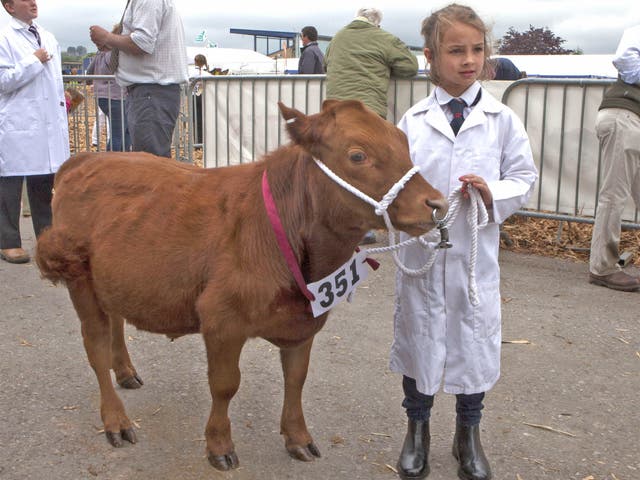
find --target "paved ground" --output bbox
[1,218,638,480]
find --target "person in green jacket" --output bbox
[324,7,419,119]
[324,7,419,245]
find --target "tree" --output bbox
[498,25,575,55]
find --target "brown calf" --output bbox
[36,100,447,471]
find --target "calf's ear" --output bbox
[278,102,334,153]
[278,101,303,123]
[278,101,312,146]
[321,99,340,111]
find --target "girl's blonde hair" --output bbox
[421,3,493,85]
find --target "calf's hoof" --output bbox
[106,427,137,447]
[208,451,240,471]
[287,442,322,462]
[118,373,144,389]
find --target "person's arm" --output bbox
[298,50,311,74]
[315,49,325,74]
[89,26,146,56]
[387,36,419,79]
[90,0,162,56]
[86,54,97,75]
[0,37,48,94]
[323,44,331,72]
[612,28,640,84]
[486,113,538,224]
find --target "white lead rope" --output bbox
[368,187,488,305]
[313,158,488,306]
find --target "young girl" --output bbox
[392,5,538,480]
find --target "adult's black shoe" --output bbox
[452,423,492,480]
[397,419,430,479]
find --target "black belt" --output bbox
[126,83,179,93]
[126,83,141,93]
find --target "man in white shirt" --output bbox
[89,0,188,158]
[588,25,640,292]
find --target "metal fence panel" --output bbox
[65,74,638,229]
[502,78,638,227]
[197,75,637,228]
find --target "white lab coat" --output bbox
[390,84,538,396]
[0,18,69,176]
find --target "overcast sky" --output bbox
[11,1,639,55]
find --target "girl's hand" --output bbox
[459,174,493,208]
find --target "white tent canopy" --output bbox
[187,47,276,75]
[188,48,617,79]
[492,55,617,79]
[278,54,618,78]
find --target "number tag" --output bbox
[307,250,371,318]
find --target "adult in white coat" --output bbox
[392,5,537,480]
[0,0,69,263]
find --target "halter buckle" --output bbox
[432,209,452,249]
[436,225,453,249]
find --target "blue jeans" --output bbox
[401,376,485,426]
[98,97,131,152]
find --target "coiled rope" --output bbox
[313,158,489,305]
[368,186,488,305]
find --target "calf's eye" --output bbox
[348,150,367,163]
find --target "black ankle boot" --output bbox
[397,419,430,479]
[452,424,492,480]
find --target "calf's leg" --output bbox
[110,314,143,389]
[202,331,246,471]
[68,280,136,447]
[280,337,321,461]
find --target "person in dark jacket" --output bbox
[298,26,324,74]
[588,25,640,292]
[490,57,522,80]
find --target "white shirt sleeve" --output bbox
[612,25,640,85]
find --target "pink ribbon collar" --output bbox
[261,170,380,303]
[262,170,316,301]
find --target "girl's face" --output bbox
[425,21,485,97]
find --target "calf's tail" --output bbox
[35,227,90,284]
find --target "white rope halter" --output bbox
[313,158,489,306]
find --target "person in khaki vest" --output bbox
[588,25,640,292]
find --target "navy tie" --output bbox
[448,98,466,136]
[28,25,41,46]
